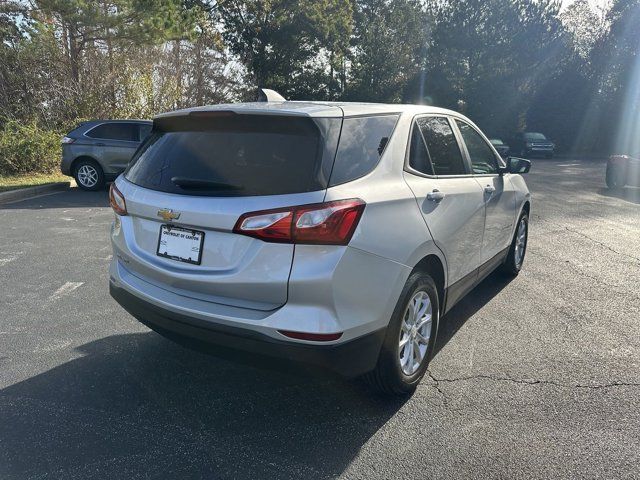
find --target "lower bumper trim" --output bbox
[110,283,385,377]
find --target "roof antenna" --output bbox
[257,88,286,102]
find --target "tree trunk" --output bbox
[68,25,81,84]
[173,40,183,109]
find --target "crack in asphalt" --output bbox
[426,370,448,406]
[530,214,640,263]
[427,372,640,392]
[527,250,639,301]
[563,226,640,263]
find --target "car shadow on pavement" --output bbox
[597,187,640,205]
[434,271,513,356]
[0,332,408,479]
[0,187,109,210]
[0,271,514,478]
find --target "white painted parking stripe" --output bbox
[0,257,16,267]
[0,252,23,267]
[49,282,84,301]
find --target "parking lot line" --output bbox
[48,282,84,302]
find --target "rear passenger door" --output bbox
[85,122,142,172]
[454,119,516,268]
[403,115,486,297]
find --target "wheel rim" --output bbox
[398,290,432,376]
[514,217,527,267]
[77,164,98,187]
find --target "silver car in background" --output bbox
[108,100,531,395]
[61,120,152,190]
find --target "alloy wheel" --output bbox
[398,290,432,375]
[77,164,98,188]
[514,217,527,267]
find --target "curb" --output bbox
[0,182,70,205]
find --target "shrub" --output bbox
[0,120,62,175]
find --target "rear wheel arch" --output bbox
[71,155,101,174]
[521,200,530,216]
[411,254,446,315]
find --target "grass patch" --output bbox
[0,173,70,193]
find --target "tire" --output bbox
[501,212,528,277]
[365,272,439,396]
[74,159,105,191]
[606,165,625,189]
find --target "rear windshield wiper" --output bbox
[171,177,243,190]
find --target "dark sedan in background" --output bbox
[512,132,555,159]
[606,153,640,189]
[490,138,510,158]
[61,120,152,190]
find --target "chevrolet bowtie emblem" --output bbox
[157,209,181,222]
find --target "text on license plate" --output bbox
[157,225,205,265]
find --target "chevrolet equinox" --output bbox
[109,99,531,395]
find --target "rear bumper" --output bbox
[110,282,385,377]
[60,147,74,176]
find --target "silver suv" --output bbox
[108,100,531,395]
[61,120,152,190]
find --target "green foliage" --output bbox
[0,121,62,175]
[1,0,639,165]
[345,0,428,102]
[421,0,565,139]
[216,0,353,99]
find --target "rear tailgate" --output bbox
[113,110,342,311]
[114,180,325,311]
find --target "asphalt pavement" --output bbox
[0,159,639,479]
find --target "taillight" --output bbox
[61,136,75,144]
[233,199,365,245]
[109,183,127,216]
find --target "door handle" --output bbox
[95,143,106,146]
[427,189,445,202]
[484,185,495,194]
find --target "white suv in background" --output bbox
[108,99,531,395]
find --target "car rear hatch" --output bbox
[115,107,343,311]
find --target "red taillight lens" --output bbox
[233,199,365,245]
[109,183,127,216]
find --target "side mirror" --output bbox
[501,156,531,174]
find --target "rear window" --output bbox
[328,115,399,186]
[125,115,340,197]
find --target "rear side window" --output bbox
[456,120,499,174]
[417,117,466,175]
[328,115,399,186]
[86,123,138,141]
[408,124,433,175]
[125,115,339,197]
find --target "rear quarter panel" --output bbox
[61,142,103,175]
[324,112,448,281]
